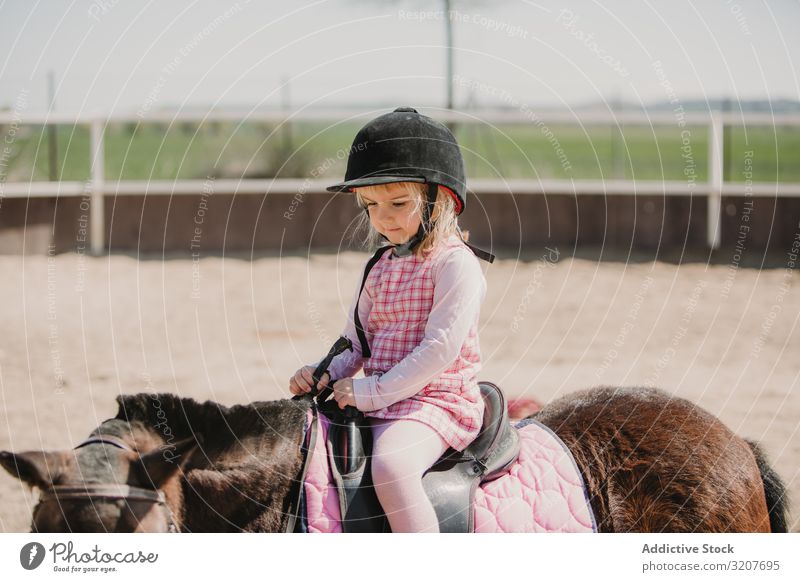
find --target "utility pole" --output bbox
[723,98,732,182]
[281,74,292,156]
[48,70,58,181]
[444,0,456,134]
[445,0,454,112]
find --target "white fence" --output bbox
[1,109,799,254]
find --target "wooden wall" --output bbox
[1,192,798,257]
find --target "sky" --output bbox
[0,0,798,115]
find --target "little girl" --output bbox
[289,107,493,533]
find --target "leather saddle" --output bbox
[294,381,520,533]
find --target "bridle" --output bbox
[36,436,179,533]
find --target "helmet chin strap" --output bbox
[391,182,438,257]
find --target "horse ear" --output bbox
[0,451,68,490]
[133,437,200,489]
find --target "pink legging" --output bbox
[369,418,449,533]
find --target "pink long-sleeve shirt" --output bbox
[321,241,486,413]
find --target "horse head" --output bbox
[0,420,199,532]
[3,392,315,532]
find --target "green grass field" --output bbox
[3,120,799,184]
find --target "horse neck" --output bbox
[180,398,309,532]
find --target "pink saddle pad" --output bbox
[302,411,596,533]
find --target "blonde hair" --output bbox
[353,182,458,258]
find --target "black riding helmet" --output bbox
[327,106,466,215]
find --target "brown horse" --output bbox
[0,386,788,533]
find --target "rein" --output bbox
[38,435,179,533]
[285,336,357,532]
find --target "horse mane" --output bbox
[109,393,310,446]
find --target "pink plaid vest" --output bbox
[360,237,484,452]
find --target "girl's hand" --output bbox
[333,378,356,409]
[289,366,330,396]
